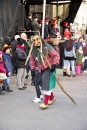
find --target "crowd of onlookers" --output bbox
[0,13,87,97]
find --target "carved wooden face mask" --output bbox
[31,36,42,46]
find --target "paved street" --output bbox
[0,69,87,130]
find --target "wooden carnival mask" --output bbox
[31,36,42,46]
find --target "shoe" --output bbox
[18,88,25,90]
[25,75,29,79]
[23,86,27,89]
[48,97,56,105]
[40,95,43,100]
[31,82,35,86]
[6,88,13,92]
[73,75,76,77]
[32,98,41,103]
[67,75,71,77]
[0,91,5,95]
[39,103,48,109]
[84,70,87,73]
[63,72,68,76]
[34,95,43,100]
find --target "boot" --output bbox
[2,85,6,91]
[39,94,49,109]
[0,87,5,95]
[6,87,13,92]
[63,72,68,76]
[48,92,56,105]
[63,69,68,76]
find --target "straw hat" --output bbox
[2,44,11,52]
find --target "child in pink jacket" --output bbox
[0,51,6,95]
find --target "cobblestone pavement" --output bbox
[0,69,87,130]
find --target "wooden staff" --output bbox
[38,48,76,104]
[25,43,33,65]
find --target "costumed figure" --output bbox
[30,35,60,109]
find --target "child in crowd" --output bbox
[0,51,7,95]
[2,44,13,92]
[76,45,84,75]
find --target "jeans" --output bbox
[84,59,87,70]
[3,76,10,87]
[64,60,75,75]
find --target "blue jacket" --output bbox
[2,52,13,75]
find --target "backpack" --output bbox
[64,49,73,57]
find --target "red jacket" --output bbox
[64,30,70,40]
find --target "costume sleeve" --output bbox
[49,49,60,65]
[30,55,37,70]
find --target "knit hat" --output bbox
[63,21,68,26]
[45,17,49,22]
[0,51,2,54]
[2,44,11,52]
[14,35,20,41]
[17,38,24,45]
[52,19,57,25]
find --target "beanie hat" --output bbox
[14,35,20,41]
[63,21,68,26]
[52,19,57,25]
[17,38,24,45]
[45,18,49,22]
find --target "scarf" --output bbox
[16,45,24,50]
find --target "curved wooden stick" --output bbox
[38,48,76,104]
[25,43,33,65]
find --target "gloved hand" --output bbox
[50,65,57,73]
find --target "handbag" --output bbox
[82,57,85,63]
[0,73,7,80]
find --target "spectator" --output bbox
[11,35,20,74]
[0,51,6,95]
[50,20,59,38]
[2,44,13,92]
[31,16,41,35]
[64,28,70,40]
[76,45,84,75]
[64,40,76,77]
[15,38,27,90]
[83,41,87,72]
[21,33,30,79]
[25,13,33,38]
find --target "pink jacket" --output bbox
[0,59,6,73]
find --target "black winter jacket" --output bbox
[15,48,27,68]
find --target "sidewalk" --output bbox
[0,69,87,130]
